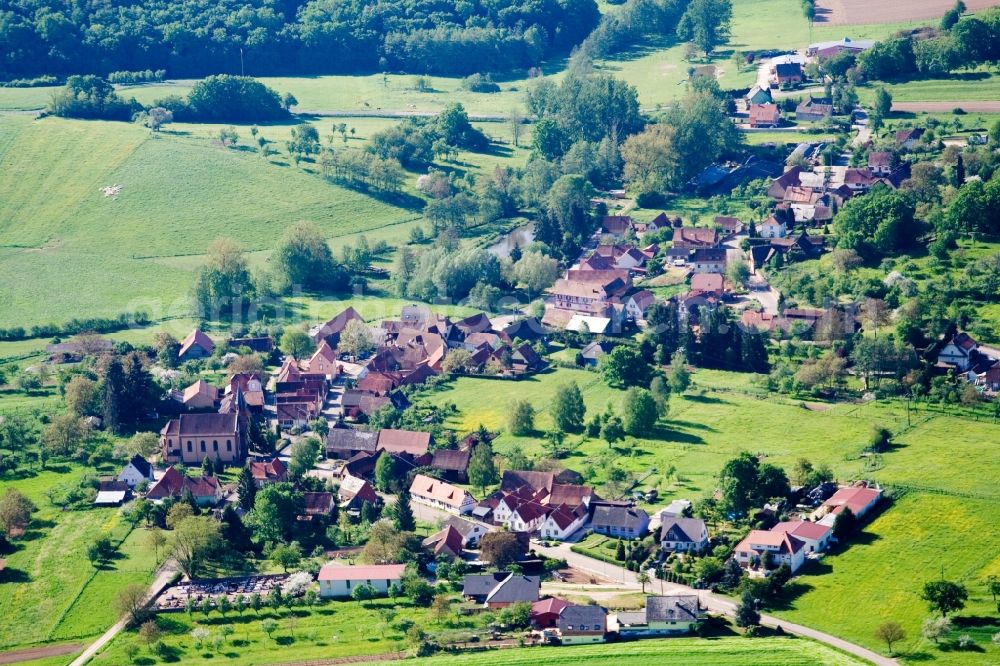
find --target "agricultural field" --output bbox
[815,0,999,26]
[394,637,869,666]
[0,465,158,651]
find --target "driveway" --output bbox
[531,541,897,666]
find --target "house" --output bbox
[806,37,874,58]
[250,458,287,486]
[422,525,465,560]
[617,595,702,636]
[868,151,893,176]
[672,227,718,250]
[377,429,431,457]
[340,451,379,480]
[508,500,548,533]
[748,103,780,128]
[306,341,340,378]
[117,455,154,488]
[690,248,727,274]
[625,290,656,321]
[795,97,834,121]
[771,520,832,554]
[442,516,488,547]
[301,492,336,519]
[317,563,406,598]
[689,273,725,297]
[94,480,131,506]
[310,306,365,347]
[226,336,274,353]
[843,167,873,192]
[539,503,588,541]
[178,328,215,362]
[938,332,979,371]
[559,604,607,645]
[895,127,925,149]
[160,412,243,465]
[814,485,882,523]
[181,379,219,410]
[975,364,1000,392]
[275,396,323,429]
[746,85,772,105]
[591,505,648,539]
[145,467,220,505]
[326,428,379,459]
[773,62,803,86]
[579,340,610,366]
[734,530,807,573]
[463,573,540,608]
[600,215,632,236]
[659,518,709,552]
[767,166,803,200]
[760,215,787,239]
[429,448,471,483]
[221,373,265,414]
[532,597,569,629]
[566,314,612,335]
[511,344,546,374]
[714,216,743,237]
[337,474,379,511]
[409,474,475,515]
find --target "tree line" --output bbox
[0,0,600,79]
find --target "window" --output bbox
[226,439,231,446]
[186,441,192,452]
[200,441,206,452]
[226,441,232,452]
[346,580,351,588]
[212,441,218,452]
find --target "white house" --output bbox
[760,216,787,239]
[117,454,154,488]
[734,530,806,573]
[443,516,489,547]
[409,474,476,515]
[937,333,978,371]
[625,291,656,321]
[771,520,832,554]
[538,504,588,541]
[659,518,709,552]
[508,502,547,533]
[318,563,406,598]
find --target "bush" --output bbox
[48,75,133,120]
[185,75,288,122]
[461,73,500,93]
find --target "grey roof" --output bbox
[463,572,511,597]
[660,518,706,543]
[592,505,648,530]
[486,574,540,604]
[616,610,647,626]
[443,516,481,539]
[645,595,701,623]
[326,428,378,453]
[559,604,607,631]
[176,412,238,435]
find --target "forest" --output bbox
[0,0,601,78]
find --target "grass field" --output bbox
[0,114,419,329]
[775,493,1000,664]
[92,597,489,666]
[393,637,868,665]
[0,465,157,650]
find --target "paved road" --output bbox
[532,541,897,666]
[68,559,179,666]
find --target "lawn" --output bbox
[91,597,489,666]
[393,637,868,666]
[774,493,1000,664]
[0,466,157,650]
[859,72,1000,104]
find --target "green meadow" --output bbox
[0,465,159,650]
[395,637,868,666]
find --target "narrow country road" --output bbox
[531,540,897,666]
[67,559,179,666]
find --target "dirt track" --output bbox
[0,643,82,665]
[892,101,1000,113]
[814,0,999,25]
